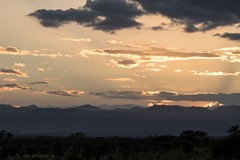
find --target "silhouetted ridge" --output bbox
[0,104,14,110]
[22,104,39,109]
[129,106,145,111]
[103,104,144,110]
[75,104,102,111]
[114,106,144,112]
[215,105,240,111]
[147,105,187,111]
[1,104,240,136]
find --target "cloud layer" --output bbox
[91,90,240,106]
[80,45,222,67]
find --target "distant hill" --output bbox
[74,104,102,111]
[0,104,240,136]
[0,104,14,109]
[23,104,39,109]
[101,104,145,110]
[215,105,240,112]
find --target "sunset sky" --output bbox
[1,0,240,108]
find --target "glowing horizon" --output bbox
[1,0,240,108]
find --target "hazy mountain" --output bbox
[146,105,187,112]
[101,104,145,110]
[114,106,145,112]
[17,104,39,111]
[0,104,14,110]
[74,104,102,111]
[215,105,240,112]
[0,104,240,136]
[23,104,39,109]
[0,104,17,113]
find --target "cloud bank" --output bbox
[91,90,240,106]
[135,0,240,32]
[29,0,143,33]
[29,0,240,33]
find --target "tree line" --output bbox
[0,126,240,160]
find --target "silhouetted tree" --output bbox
[69,132,86,139]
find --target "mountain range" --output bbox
[0,104,239,136]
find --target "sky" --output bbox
[1,0,240,108]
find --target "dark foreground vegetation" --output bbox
[1,126,240,160]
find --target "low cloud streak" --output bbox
[0,68,29,78]
[91,90,240,106]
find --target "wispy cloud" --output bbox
[174,69,183,73]
[191,70,240,76]
[29,81,49,85]
[61,38,92,42]
[215,46,240,62]
[80,45,222,68]
[0,46,72,58]
[107,40,124,45]
[0,68,29,78]
[3,78,17,82]
[45,90,85,97]
[106,78,135,82]
[0,83,30,92]
[145,68,161,72]
[13,63,26,68]
[37,68,45,72]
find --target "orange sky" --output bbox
[0,0,240,108]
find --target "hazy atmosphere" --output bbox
[1,0,240,108]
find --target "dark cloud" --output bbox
[47,90,84,97]
[29,0,143,32]
[0,68,21,75]
[91,90,240,106]
[94,48,220,58]
[118,59,137,65]
[150,26,164,31]
[5,46,19,52]
[0,68,29,77]
[90,91,143,100]
[214,32,240,41]
[29,0,240,33]
[0,83,30,91]
[29,81,49,85]
[135,0,240,32]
